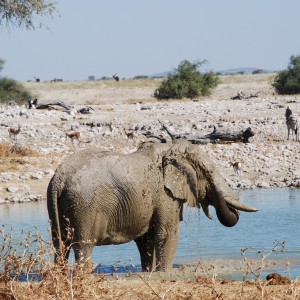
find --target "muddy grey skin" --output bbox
[47,140,258,271]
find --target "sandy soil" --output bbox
[1,74,300,298]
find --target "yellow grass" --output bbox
[23,78,163,94]
[22,73,277,105]
[0,142,40,172]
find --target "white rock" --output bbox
[31,173,43,180]
[7,186,19,193]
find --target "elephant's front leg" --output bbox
[152,201,181,271]
[155,227,179,271]
[135,233,156,271]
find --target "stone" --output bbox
[7,186,19,193]
[31,173,43,180]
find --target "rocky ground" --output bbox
[1,75,300,298]
[0,75,299,204]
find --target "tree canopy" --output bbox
[0,0,57,29]
[0,57,32,104]
[272,55,300,95]
[0,58,4,73]
[154,59,219,100]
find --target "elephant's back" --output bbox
[48,147,111,195]
[62,151,162,241]
[61,150,161,206]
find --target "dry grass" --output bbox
[0,142,40,172]
[0,226,299,300]
[23,78,162,94]
[219,73,276,85]
[23,79,162,105]
[22,74,277,105]
[0,142,39,158]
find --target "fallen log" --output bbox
[28,99,71,111]
[156,121,254,144]
[186,126,255,144]
[142,131,167,143]
[231,90,262,100]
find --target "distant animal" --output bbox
[230,161,242,175]
[8,125,21,140]
[66,131,81,144]
[112,73,120,82]
[79,107,94,114]
[34,77,40,82]
[123,127,135,140]
[28,98,38,109]
[285,107,299,141]
[108,122,117,133]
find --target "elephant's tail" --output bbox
[47,180,63,262]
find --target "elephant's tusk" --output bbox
[225,198,258,212]
[202,205,213,220]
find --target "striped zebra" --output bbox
[285,107,299,141]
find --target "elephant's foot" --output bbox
[75,260,95,274]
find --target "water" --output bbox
[1,188,299,279]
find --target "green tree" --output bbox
[0,58,4,73]
[0,59,32,104]
[272,55,300,95]
[154,59,219,100]
[0,0,57,29]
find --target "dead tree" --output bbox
[155,120,255,144]
[142,131,167,143]
[231,90,262,100]
[28,99,71,111]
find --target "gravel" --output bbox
[1,93,299,203]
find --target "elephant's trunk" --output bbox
[215,200,239,227]
[209,185,257,227]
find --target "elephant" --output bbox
[47,140,258,271]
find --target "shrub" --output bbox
[272,55,300,95]
[0,77,32,104]
[0,58,4,72]
[133,75,148,79]
[252,69,265,74]
[154,59,219,100]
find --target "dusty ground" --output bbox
[1,74,300,298]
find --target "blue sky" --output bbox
[1,0,300,81]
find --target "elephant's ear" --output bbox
[163,156,198,207]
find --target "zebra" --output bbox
[285,107,299,141]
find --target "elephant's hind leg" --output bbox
[135,233,155,271]
[72,242,94,269]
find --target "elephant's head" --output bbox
[162,140,258,227]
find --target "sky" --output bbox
[1,0,300,81]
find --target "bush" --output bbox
[154,59,219,100]
[133,75,148,79]
[0,77,32,104]
[252,69,265,75]
[272,55,300,95]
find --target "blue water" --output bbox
[1,188,299,279]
